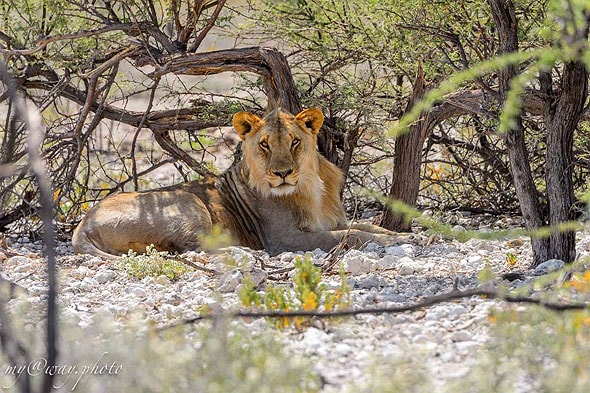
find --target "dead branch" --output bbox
[161,286,588,331]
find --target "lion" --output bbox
[72,107,412,259]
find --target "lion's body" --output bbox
[73,108,408,258]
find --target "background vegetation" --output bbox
[1,1,590,392]
[1,0,589,264]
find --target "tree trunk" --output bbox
[544,61,588,263]
[382,63,437,231]
[487,0,550,266]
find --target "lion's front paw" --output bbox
[371,232,425,247]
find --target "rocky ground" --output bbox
[1,215,589,392]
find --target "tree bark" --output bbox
[544,61,588,263]
[487,0,550,266]
[382,63,438,231]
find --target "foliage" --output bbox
[239,253,351,329]
[0,307,320,393]
[119,245,192,281]
[0,0,247,236]
[244,0,549,212]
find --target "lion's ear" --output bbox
[233,112,262,140]
[295,108,324,135]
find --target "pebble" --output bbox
[217,269,243,292]
[342,250,375,275]
[131,287,147,297]
[95,270,117,284]
[375,255,398,270]
[155,275,171,285]
[384,244,414,257]
[451,330,473,342]
[3,227,585,393]
[534,259,565,275]
[396,256,419,275]
[13,263,33,273]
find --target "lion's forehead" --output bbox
[258,118,303,139]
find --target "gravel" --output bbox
[1,226,588,391]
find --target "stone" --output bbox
[342,250,375,275]
[363,242,382,253]
[375,255,398,270]
[451,330,473,342]
[95,270,116,284]
[397,256,419,275]
[155,275,171,285]
[384,244,415,257]
[242,267,268,289]
[467,255,482,264]
[5,256,31,267]
[447,304,468,317]
[80,277,99,291]
[534,259,565,275]
[334,343,352,356]
[356,274,388,289]
[13,263,33,273]
[131,287,147,297]
[301,327,329,348]
[217,269,243,292]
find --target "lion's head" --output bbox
[232,108,325,198]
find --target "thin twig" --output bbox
[171,254,218,275]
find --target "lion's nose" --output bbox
[272,169,293,179]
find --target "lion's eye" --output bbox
[259,140,269,150]
[291,138,300,148]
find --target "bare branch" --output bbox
[161,285,588,331]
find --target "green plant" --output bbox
[505,252,518,267]
[239,253,351,329]
[0,307,321,393]
[119,245,192,281]
[237,275,262,308]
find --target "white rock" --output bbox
[217,269,243,292]
[451,330,473,342]
[455,341,481,352]
[80,277,99,291]
[5,256,31,267]
[376,255,398,270]
[397,256,418,275]
[384,244,415,257]
[300,327,329,348]
[141,276,155,285]
[155,275,171,285]
[71,266,93,279]
[447,304,468,317]
[13,263,33,273]
[467,255,482,264]
[342,250,375,275]
[363,242,382,253]
[95,270,116,284]
[334,343,352,356]
[425,306,448,320]
[242,267,268,289]
[412,334,433,344]
[131,287,147,297]
[534,259,565,275]
[311,248,328,258]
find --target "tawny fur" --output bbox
[72,108,413,258]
